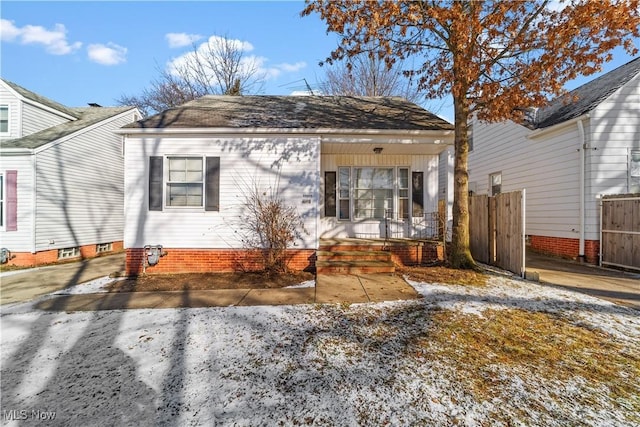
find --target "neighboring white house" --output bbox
[468,57,640,264]
[0,78,139,266]
[118,95,454,274]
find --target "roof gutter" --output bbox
[527,114,590,140]
[115,127,454,137]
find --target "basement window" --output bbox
[96,242,113,253]
[58,247,80,259]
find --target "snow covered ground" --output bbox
[1,273,638,426]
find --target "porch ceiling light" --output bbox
[373,147,383,154]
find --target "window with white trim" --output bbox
[0,106,8,134]
[148,156,219,211]
[166,157,203,207]
[354,167,394,219]
[630,150,640,193]
[490,172,502,196]
[96,242,113,253]
[338,167,350,220]
[398,168,409,219]
[58,247,80,259]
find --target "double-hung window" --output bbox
[149,156,219,211]
[0,106,8,134]
[166,157,203,207]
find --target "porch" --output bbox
[317,237,445,275]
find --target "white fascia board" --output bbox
[34,108,138,154]
[527,114,590,140]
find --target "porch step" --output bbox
[316,246,395,274]
[316,260,395,275]
[316,250,391,263]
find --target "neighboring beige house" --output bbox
[0,78,139,266]
[118,95,454,275]
[468,57,640,264]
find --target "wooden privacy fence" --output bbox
[601,194,640,271]
[469,190,526,276]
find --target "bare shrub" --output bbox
[240,185,307,274]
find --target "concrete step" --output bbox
[316,260,395,275]
[316,250,391,263]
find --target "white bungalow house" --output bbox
[0,78,139,266]
[117,96,454,274]
[468,57,640,264]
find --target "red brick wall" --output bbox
[6,241,124,267]
[530,235,599,264]
[317,242,444,267]
[126,248,316,276]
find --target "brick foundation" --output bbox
[6,241,124,267]
[126,248,317,276]
[530,235,599,264]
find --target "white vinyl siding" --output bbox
[0,155,34,251]
[468,119,581,240]
[0,85,21,140]
[33,112,135,251]
[21,101,70,137]
[586,72,640,237]
[124,136,320,249]
[469,70,639,243]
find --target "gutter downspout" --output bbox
[576,117,588,262]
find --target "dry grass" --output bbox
[416,308,640,413]
[107,271,314,292]
[399,264,489,286]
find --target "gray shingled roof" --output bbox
[535,57,640,129]
[123,96,454,131]
[0,107,133,150]
[1,78,78,119]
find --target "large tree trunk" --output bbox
[449,97,476,269]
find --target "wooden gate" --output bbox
[469,190,526,276]
[601,195,640,271]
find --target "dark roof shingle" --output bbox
[1,78,78,119]
[123,96,453,131]
[535,57,640,129]
[1,107,133,150]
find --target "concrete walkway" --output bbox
[0,253,126,305]
[5,272,418,312]
[526,251,640,310]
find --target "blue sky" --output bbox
[1,1,638,123]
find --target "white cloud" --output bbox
[0,19,81,55]
[276,62,307,73]
[87,42,127,65]
[167,35,256,76]
[166,34,307,86]
[166,32,203,48]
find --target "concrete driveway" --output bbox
[0,253,125,305]
[526,251,640,310]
